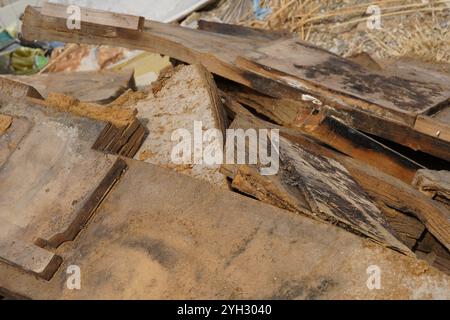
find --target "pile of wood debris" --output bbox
[0,3,449,300]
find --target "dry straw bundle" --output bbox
[238,0,450,63]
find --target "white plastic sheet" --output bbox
[49,0,214,23]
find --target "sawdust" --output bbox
[108,89,149,109]
[38,92,137,127]
[0,115,12,134]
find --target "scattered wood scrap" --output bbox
[4,70,136,102]
[0,4,448,299]
[222,96,450,254]
[219,82,424,183]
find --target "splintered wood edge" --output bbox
[414,115,450,143]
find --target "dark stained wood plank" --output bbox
[223,115,410,254]
[220,85,423,183]
[223,96,450,252]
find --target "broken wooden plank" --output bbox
[222,96,450,253]
[42,2,145,31]
[413,170,450,210]
[21,6,450,160]
[220,84,423,183]
[223,114,410,254]
[5,70,136,102]
[343,159,450,252]
[1,159,449,299]
[30,92,137,127]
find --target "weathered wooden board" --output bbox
[220,83,423,183]
[246,38,449,124]
[413,170,450,211]
[4,70,136,102]
[42,2,145,31]
[222,97,450,253]
[223,115,409,254]
[21,6,450,160]
[0,160,449,299]
[0,99,121,279]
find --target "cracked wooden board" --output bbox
[247,39,450,124]
[0,160,449,299]
[0,99,121,279]
[223,115,410,254]
[220,84,423,183]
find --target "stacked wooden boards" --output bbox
[22,6,450,163]
[0,159,449,299]
[0,4,447,298]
